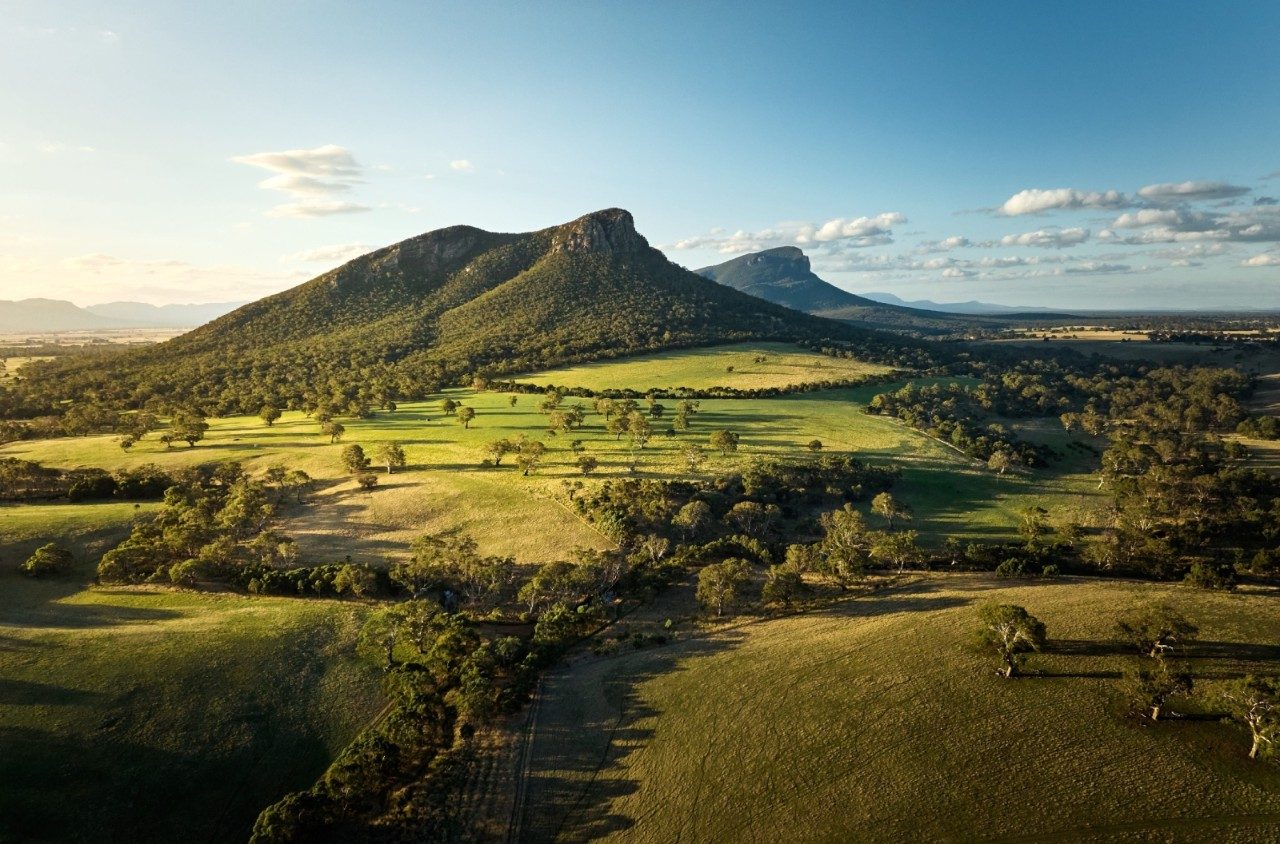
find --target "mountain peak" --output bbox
[550,208,647,255]
[750,246,810,271]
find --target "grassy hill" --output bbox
[518,575,1280,841]
[10,210,897,416]
[696,247,966,334]
[0,527,383,842]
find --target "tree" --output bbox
[709,430,740,455]
[807,439,824,453]
[696,558,752,617]
[517,439,547,476]
[485,438,514,467]
[374,441,407,474]
[359,607,403,668]
[762,565,804,606]
[20,542,73,577]
[577,454,599,476]
[1116,604,1199,659]
[818,504,870,584]
[333,562,377,598]
[441,398,458,416]
[988,451,1014,476]
[1124,660,1192,721]
[976,603,1047,678]
[870,529,921,573]
[457,406,476,428]
[509,395,518,407]
[118,435,136,452]
[284,469,311,503]
[259,405,282,427]
[341,443,370,474]
[321,420,345,443]
[871,492,909,530]
[1219,676,1279,760]
[727,500,778,538]
[356,472,379,492]
[1018,506,1051,550]
[683,444,706,473]
[672,500,712,539]
[404,534,516,607]
[627,411,652,449]
[171,412,209,447]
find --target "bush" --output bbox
[1184,560,1235,590]
[20,542,73,577]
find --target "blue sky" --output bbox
[2,0,1278,308]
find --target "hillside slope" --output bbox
[11,210,917,415]
[696,247,966,333]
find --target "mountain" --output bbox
[16,210,920,414]
[695,248,961,333]
[84,301,245,326]
[0,298,244,333]
[860,292,1063,316]
[0,298,123,333]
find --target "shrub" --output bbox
[20,543,73,577]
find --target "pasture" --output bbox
[0,560,383,842]
[0,374,1104,564]
[517,575,1280,841]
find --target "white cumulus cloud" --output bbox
[1242,252,1280,267]
[998,227,1090,248]
[998,188,1128,216]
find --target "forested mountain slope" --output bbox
[5,210,923,416]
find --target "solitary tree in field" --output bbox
[457,406,476,429]
[321,420,345,443]
[509,395,518,407]
[341,443,371,474]
[517,439,547,476]
[627,411,652,449]
[374,442,408,474]
[171,412,209,447]
[441,398,459,416]
[988,451,1014,476]
[285,469,312,503]
[709,429,740,455]
[807,439,824,453]
[976,603,1047,678]
[259,405,282,427]
[1125,660,1192,721]
[1219,676,1279,760]
[485,438,514,467]
[118,435,136,452]
[696,558,752,617]
[577,454,599,476]
[871,492,909,530]
[1116,604,1199,659]
[684,444,706,473]
[356,472,379,492]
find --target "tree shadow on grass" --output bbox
[0,677,106,706]
[518,580,968,841]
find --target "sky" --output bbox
[2,0,1278,310]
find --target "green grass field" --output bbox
[0,554,383,842]
[518,575,1280,841]
[0,344,1104,564]
[514,342,894,391]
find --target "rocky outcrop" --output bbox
[549,208,649,255]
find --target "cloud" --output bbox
[37,141,96,155]
[450,159,476,173]
[265,201,370,219]
[917,235,971,253]
[998,188,1128,216]
[283,244,374,264]
[1111,209,1185,229]
[940,267,973,279]
[671,213,907,254]
[1255,196,1278,206]
[100,30,120,45]
[1242,252,1280,267]
[232,144,367,218]
[998,227,1090,248]
[1137,180,1250,202]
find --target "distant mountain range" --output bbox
[0,298,244,333]
[695,247,964,333]
[858,292,1062,316]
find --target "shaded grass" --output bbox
[522,576,1280,842]
[0,552,383,842]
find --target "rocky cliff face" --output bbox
[550,208,648,255]
[746,246,811,274]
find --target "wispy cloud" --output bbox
[996,227,1090,248]
[231,144,370,217]
[670,212,907,254]
[1137,180,1250,202]
[997,188,1128,216]
[449,159,476,173]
